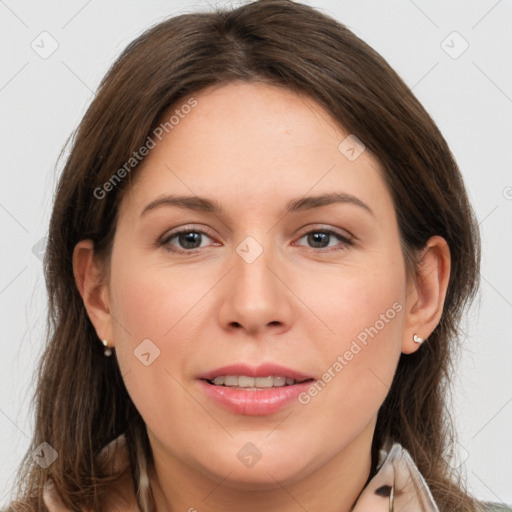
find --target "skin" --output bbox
[74,81,451,512]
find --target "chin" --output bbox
[208,464,309,491]
[195,448,320,491]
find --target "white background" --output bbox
[1,0,511,507]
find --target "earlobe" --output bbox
[73,239,113,346]
[402,236,451,355]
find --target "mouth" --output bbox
[196,363,316,415]
[204,375,314,390]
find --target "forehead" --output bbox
[119,81,392,220]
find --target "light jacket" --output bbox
[38,435,511,512]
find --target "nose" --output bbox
[217,237,294,338]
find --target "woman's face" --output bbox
[104,81,414,487]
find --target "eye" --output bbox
[159,226,354,254]
[160,228,215,253]
[294,228,354,251]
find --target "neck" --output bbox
[147,420,376,512]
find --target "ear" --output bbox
[73,239,114,347]
[402,235,451,355]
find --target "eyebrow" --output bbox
[140,192,374,218]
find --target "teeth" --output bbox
[273,376,287,387]
[224,376,238,386]
[210,375,298,388]
[239,376,256,387]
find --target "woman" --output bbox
[7,0,510,511]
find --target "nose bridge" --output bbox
[219,231,290,334]
[233,233,276,299]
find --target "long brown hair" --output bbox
[10,1,483,510]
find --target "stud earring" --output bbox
[102,339,113,356]
[413,334,423,344]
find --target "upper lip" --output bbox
[197,363,314,382]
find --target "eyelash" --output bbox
[159,226,355,254]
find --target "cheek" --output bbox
[109,247,213,346]
[107,250,208,404]
[296,257,405,419]
[303,255,405,354]
[107,258,207,440]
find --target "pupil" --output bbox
[180,232,201,249]
[309,232,328,248]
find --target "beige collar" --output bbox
[352,441,439,511]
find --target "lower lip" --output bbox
[198,379,315,415]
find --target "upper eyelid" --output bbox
[162,224,215,240]
[163,224,352,238]
[295,224,353,239]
